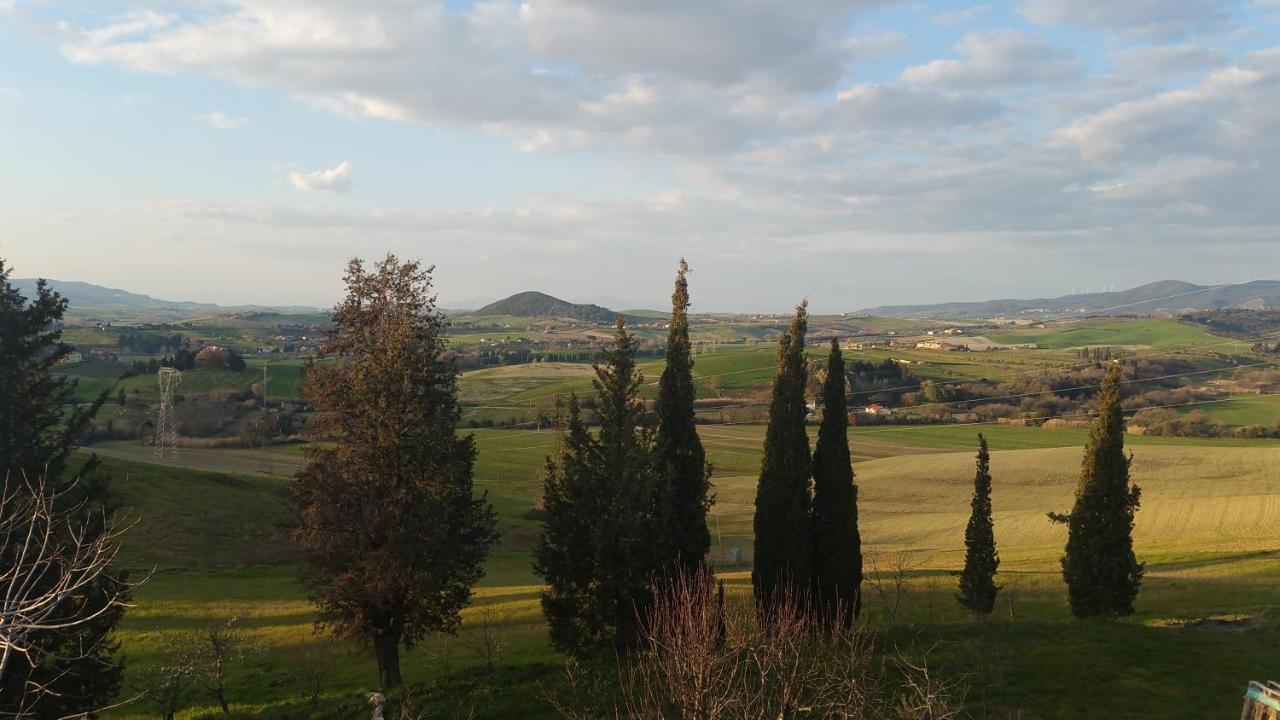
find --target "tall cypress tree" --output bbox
[535,319,660,654]
[0,259,128,715]
[812,337,862,625]
[1054,364,1143,618]
[753,302,813,608]
[957,434,999,618]
[654,259,712,574]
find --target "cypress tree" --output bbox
[812,337,862,625]
[957,433,999,618]
[654,259,713,574]
[753,302,814,608]
[1054,364,1143,618]
[535,319,660,654]
[535,395,608,652]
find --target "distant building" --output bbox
[89,347,121,361]
[59,351,83,364]
[915,340,965,351]
[864,403,891,416]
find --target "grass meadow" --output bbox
[92,421,1280,719]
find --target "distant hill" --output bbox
[9,278,320,318]
[855,280,1280,319]
[470,291,650,324]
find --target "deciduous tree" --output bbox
[291,255,497,689]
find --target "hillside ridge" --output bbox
[471,290,650,323]
[855,279,1280,319]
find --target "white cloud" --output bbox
[1109,44,1227,78]
[835,83,1002,129]
[288,161,351,193]
[1020,0,1238,38]
[1053,54,1280,162]
[202,111,247,129]
[14,0,1280,309]
[50,0,903,155]
[901,30,1084,89]
[934,5,992,26]
[522,0,886,92]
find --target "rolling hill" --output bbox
[470,290,651,323]
[9,278,320,318]
[856,280,1280,319]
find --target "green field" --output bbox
[987,318,1235,351]
[58,360,307,403]
[1180,394,1280,427]
[87,420,1280,719]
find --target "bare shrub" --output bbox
[192,613,249,713]
[551,565,965,719]
[0,472,139,705]
[867,550,922,628]
[892,645,967,720]
[132,631,203,720]
[464,604,514,671]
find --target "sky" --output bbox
[2,0,1279,313]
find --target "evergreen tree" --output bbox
[957,434,999,618]
[1053,364,1143,618]
[535,319,661,654]
[0,259,128,715]
[654,259,713,574]
[811,338,861,625]
[290,256,497,689]
[753,302,814,608]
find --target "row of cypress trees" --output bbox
[752,302,864,624]
[535,260,713,653]
[538,282,1144,655]
[752,304,1143,624]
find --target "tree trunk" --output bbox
[373,634,403,690]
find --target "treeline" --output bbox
[882,353,1254,435]
[1181,308,1280,337]
[119,346,247,377]
[453,345,662,370]
[117,331,185,353]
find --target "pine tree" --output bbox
[0,259,128,716]
[1053,364,1143,618]
[534,395,607,652]
[753,302,814,608]
[535,319,661,654]
[290,256,497,689]
[957,434,999,618]
[811,338,861,625]
[654,259,713,574]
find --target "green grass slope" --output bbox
[987,319,1232,350]
[91,427,1280,719]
